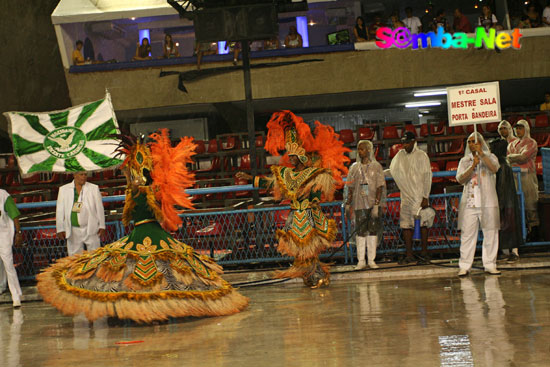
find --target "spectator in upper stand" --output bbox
[72,40,86,66]
[432,9,450,32]
[527,4,543,28]
[543,1,550,26]
[385,132,434,265]
[225,41,242,65]
[284,26,303,48]
[195,41,217,70]
[456,133,501,276]
[368,15,386,40]
[402,7,422,34]
[508,120,540,242]
[540,91,550,110]
[133,38,152,61]
[390,14,406,30]
[353,16,369,42]
[518,15,533,28]
[263,36,280,50]
[489,121,523,263]
[453,8,473,33]
[421,4,435,32]
[163,34,179,58]
[478,5,499,31]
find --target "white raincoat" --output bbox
[387,143,432,215]
[456,133,500,231]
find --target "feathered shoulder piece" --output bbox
[311,121,350,187]
[113,129,196,232]
[149,129,196,232]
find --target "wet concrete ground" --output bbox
[1,271,549,367]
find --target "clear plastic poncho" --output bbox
[388,142,432,214]
[507,119,538,173]
[497,120,516,143]
[346,140,386,210]
[456,132,500,231]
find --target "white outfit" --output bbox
[402,16,422,33]
[346,141,386,269]
[0,189,22,303]
[456,133,500,272]
[387,144,432,229]
[56,181,105,256]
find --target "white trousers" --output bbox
[0,234,22,302]
[67,227,100,256]
[459,207,499,271]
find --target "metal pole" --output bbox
[241,41,260,203]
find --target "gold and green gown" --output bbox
[254,165,336,287]
[37,190,248,323]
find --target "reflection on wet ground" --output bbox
[1,272,549,366]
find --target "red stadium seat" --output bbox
[222,136,238,150]
[389,144,403,158]
[22,173,40,185]
[255,135,265,147]
[536,155,543,176]
[440,139,464,156]
[358,127,374,140]
[420,124,429,137]
[239,155,251,170]
[194,140,206,154]
[338,129,355,144]
[453,126,465,135]
[485,122,499,132]
[207,139,218,153]
[430,121,446,135]
[533,133,550,148]
[383,126,399,140]
[507,115,520,125]
[535,114,549,128]
[466,124,483,134]
[374,146,382,161]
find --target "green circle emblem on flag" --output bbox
[44,126,87,159]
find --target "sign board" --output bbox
[446,81,501,126]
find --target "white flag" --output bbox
[4,93,122,174]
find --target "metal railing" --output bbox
[12,169,548,281]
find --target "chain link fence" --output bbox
[12,170,548,281]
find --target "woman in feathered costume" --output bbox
[237,111,349,288]
[37,129,248,323]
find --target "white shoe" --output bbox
[368,261,379,269]
[355,260,367,270]
[485,268,501,275]
[458,269,469,277]
[13,299,21,308]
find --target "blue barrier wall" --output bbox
[12,170,548,281]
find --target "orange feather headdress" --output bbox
[264,110,350,185]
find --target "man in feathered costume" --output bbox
[37,129,248,323]
[237,111,349,288]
